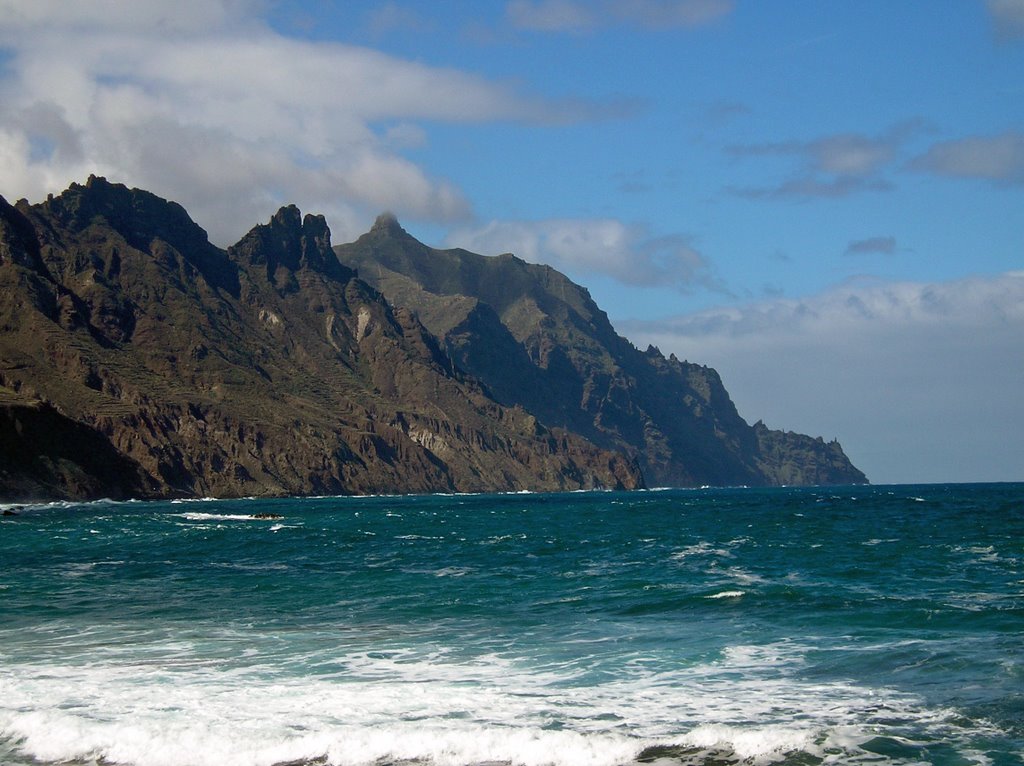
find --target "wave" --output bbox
[0,638,987,766]
[0,497,142,514]
[670,541,735,560]
[4,485,1018,766]
[175,512,285,522]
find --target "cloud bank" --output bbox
[506,0,734,33]
[0,0,599,245]
[986,0,1024,39]
[910,131,1024,186]
[727,123,1024,200]
[446,218,720,290]
[726,122,924,200]
[621,271,1024,484]
[844,237,897,256]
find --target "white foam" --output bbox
[705,590,745,599]
[723,566,767,585]
[176,512,272,522]
[683,723,814,761]
[0,498,136,514]
[0,637,969,766]
[432,567,472,578]
[0,664,643,766]
[669,541,734,560]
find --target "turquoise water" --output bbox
[1,484,1021,766]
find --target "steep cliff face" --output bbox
[0,178,642,501]
[335,216,867,487]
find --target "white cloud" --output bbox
[611,0,734,27]
[507,0,597,32]
[730,175,893,200]
[986,0,1024,39]
[363,3,435,38]
[0,0,258,34]
[910,131,1024,185]
[844,236,897,256]
[811,134,895,175]
[730,126,1024,198]
[620,272,1024,484]
[506,0,733,32]
[446,218,720,289]
[726,122,925,200]
[0,0,593,245]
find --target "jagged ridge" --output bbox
[0,178,865,501]
[0,178,642,500]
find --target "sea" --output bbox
[0,484,1021,766]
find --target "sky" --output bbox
[0,0,1021,484]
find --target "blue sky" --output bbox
[0,1,1021,484]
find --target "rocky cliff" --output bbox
[0,178,642,500]
[335,215,868,488]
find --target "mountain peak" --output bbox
[371,212,406,236]
[230,204,351,285]
[34,177,240,296]
[271,204,302,229]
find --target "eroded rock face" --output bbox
[0,179,643,501]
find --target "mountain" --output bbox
[335,214,867,488]
[0,179,864,501]
[0,178,642,501]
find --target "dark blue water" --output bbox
[1,484,1021,766]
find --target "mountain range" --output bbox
[0,177,865,500]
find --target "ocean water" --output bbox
[0,484,1021,766]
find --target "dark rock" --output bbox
[0,402,158,501]
[229,204,353,288]
[0,195,47,274]
[32,176,240,297]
